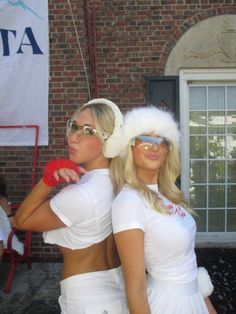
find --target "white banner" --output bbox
[0,0,49,146]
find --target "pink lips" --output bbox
[69,147,76,155]
[145,153,159,160]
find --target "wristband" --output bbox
[197,267,214,297]
[43,159,80,187]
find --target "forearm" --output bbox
[127,289,151,314]
[204,296,217,314]
[14,179,54,228]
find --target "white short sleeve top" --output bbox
[43,169,114,250]
[112,184,198,284]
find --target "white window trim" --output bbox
[179,69,236,244]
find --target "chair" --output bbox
[3,227,32,293]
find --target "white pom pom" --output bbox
[197,267,214,297]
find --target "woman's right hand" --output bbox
[53,165,87,184]
[42,159,85,187]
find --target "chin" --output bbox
[69,155,81,164]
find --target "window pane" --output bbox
[208,210,225,232]
[190,160,206,183]
[195,210,206,232]
[208,136,225,159]
[227,86,236,109]
[227,111,236,135]
[227,135,236,158]
[189,87,206,110]
[209,160,225,183]
[190,185,206,208]
[208,111,225,134]
[189,112,206,134]
[227,209,236,231]
[208,86,225,110]
[227,185,236,207]
[190,136,207,159]
[227,161,236,183]
[209,185,225,207]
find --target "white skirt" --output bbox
[147,275,209,314]
[59,267,128,314]
[0,228,3,241]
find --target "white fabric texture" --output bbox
[0,1,49,146]
[112,184,208,313]
[120,106,180,156]
[147,276,209,314]
[197,267,214,297]
[0,228,3,241]
[0,206,24,255]
[43,169,114,249]
[59,267,128,314]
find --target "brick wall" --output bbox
[1,0,236,261]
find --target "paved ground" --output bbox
[196,248,236,314]
[0,262,61,314]
[0,248,235,314]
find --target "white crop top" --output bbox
[43,169,114,250]
[112,184,198,284]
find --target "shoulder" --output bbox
[116,184,142,200]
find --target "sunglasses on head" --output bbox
[131,135,170,148]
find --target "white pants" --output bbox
[59,267,128,314]
[147,275,209,314]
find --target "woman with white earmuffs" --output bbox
[15,99,128,314]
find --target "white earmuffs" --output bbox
[83,98,124,158]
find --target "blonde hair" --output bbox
[72,102,115,143]
[113,141,194,214]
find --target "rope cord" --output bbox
[67,0,91,99]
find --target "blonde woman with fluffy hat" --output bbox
[112,106,216,314]
[15,99,128,314]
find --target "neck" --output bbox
[136,169,158,185]
[83,156,110,172]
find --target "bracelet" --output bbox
[7,213,14,218]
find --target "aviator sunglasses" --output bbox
[131,135,170,149]
[66,119,108,139]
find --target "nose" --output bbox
[143,143,160,151]
[68,131,82,143]
[151,143,160,151]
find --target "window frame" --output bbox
[179,69,236,243]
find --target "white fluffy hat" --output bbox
[121,106,180,154]
[83,98,124,158]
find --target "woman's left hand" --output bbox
[204,296,217,314]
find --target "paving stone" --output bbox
[0,249,235,313]
[0,262,61,314]
[196,248,236,314]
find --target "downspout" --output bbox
[83,1,98,98]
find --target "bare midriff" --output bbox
[59,233,120,280]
